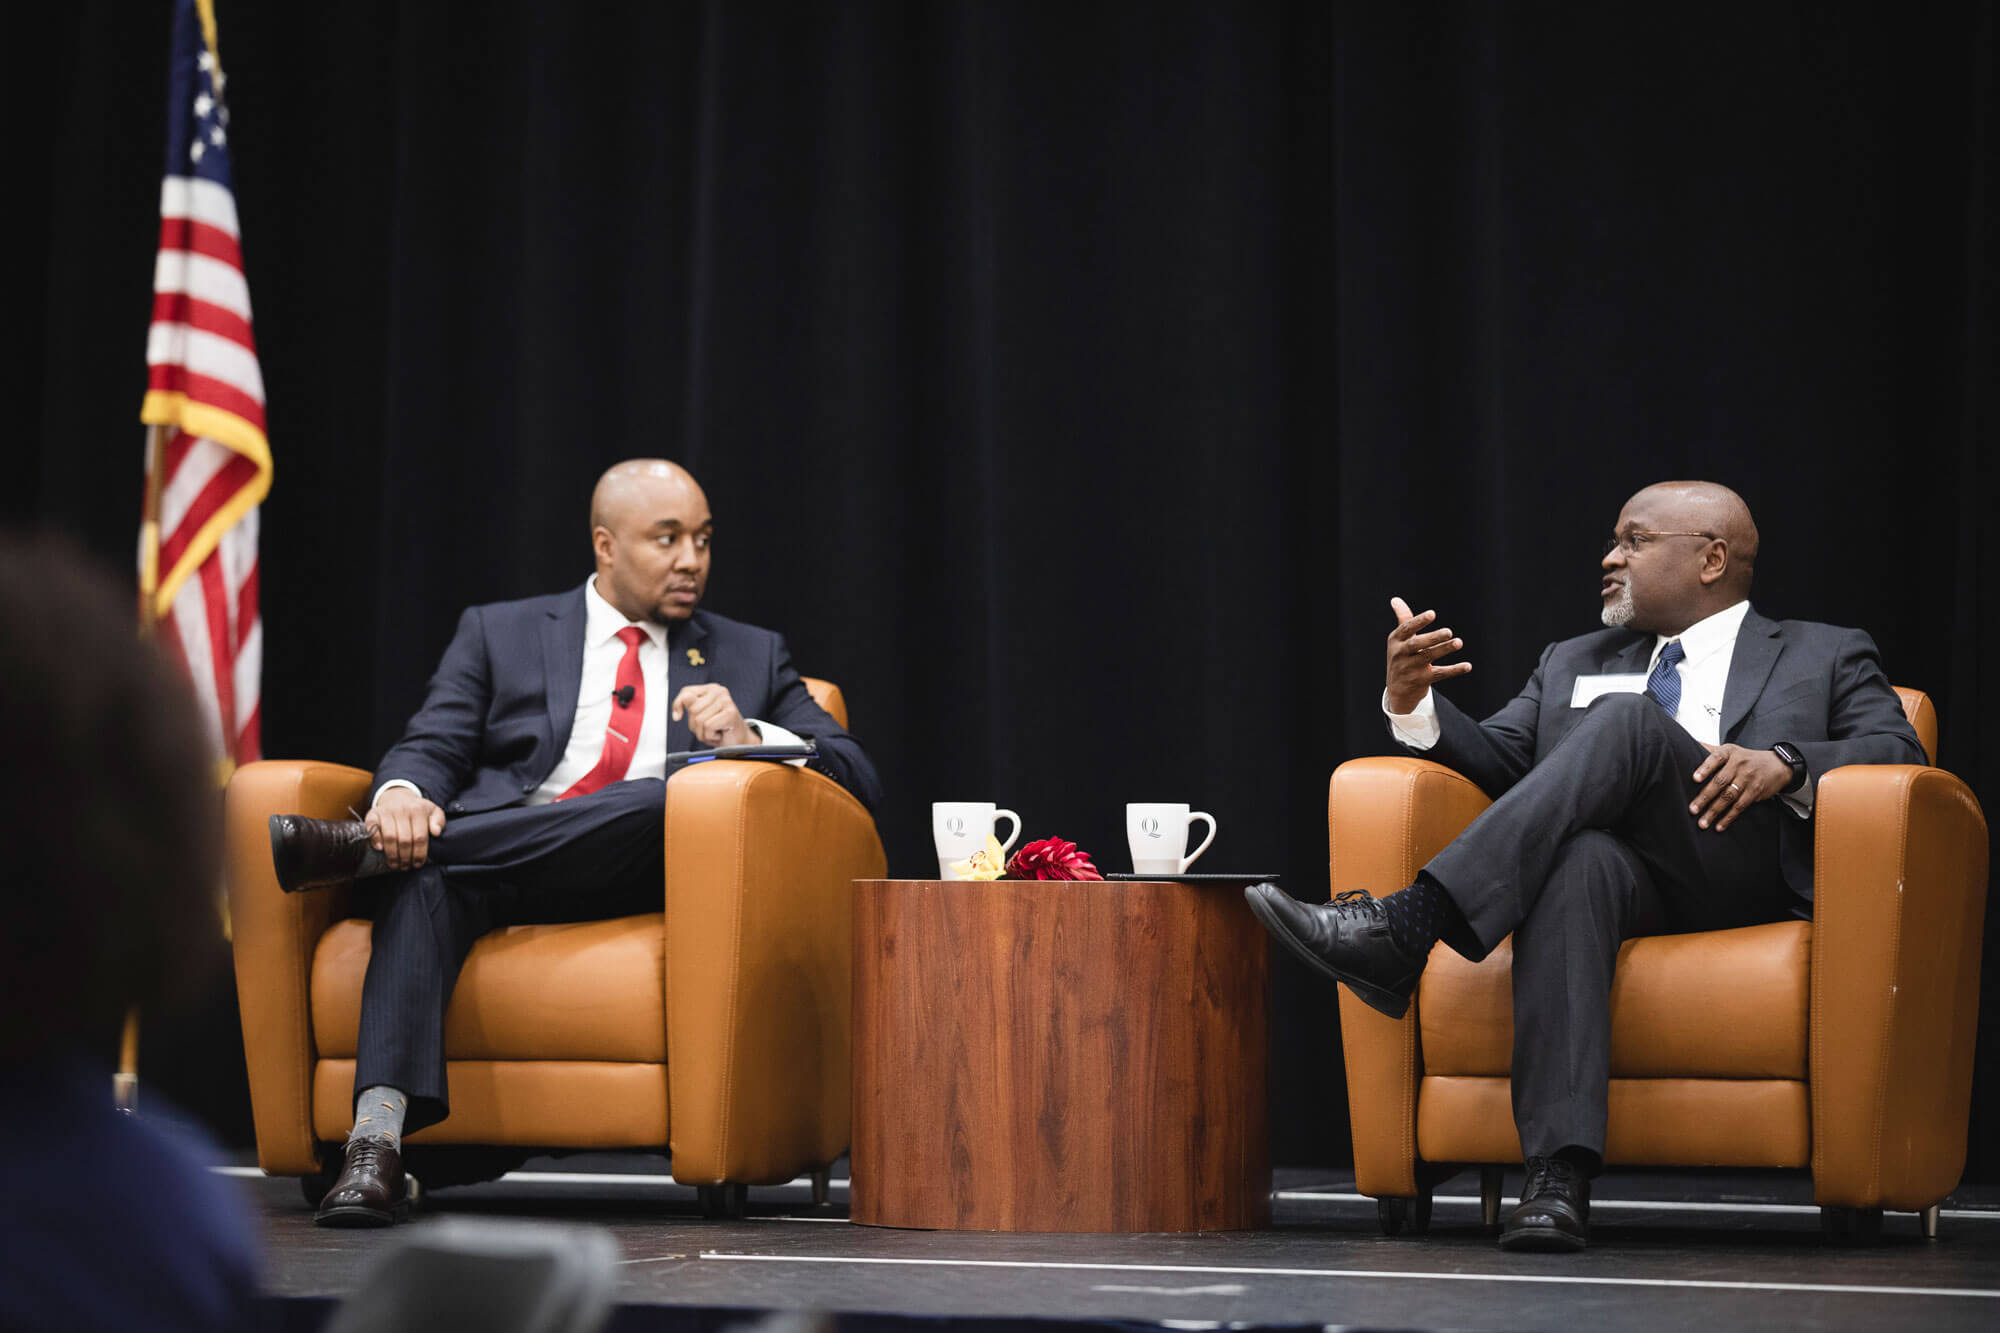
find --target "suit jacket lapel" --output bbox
[665,614,713,754]
[542,587,588,761]
[1607,632,1653,674]
[1548,633,1648,749]
[1719,608,1783,742]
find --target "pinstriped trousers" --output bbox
[1423,693,1794,1163]
[352,777,667,1135]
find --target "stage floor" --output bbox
[227,1155,2000,1331]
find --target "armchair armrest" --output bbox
[1329,757,1493,1197]
[224,760,374,1175]
[663,760,886,1184]
[1810,764,1989,1210]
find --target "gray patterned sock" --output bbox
[349,1085,408,1150]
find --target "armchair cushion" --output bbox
[1419,920,1811,1080]
[311,915,667,1063]
[1418,1076,1812,1167]
[311,1060,669,1148]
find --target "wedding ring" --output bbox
[1726,782,1741,793]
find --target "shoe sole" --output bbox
[314,1202,403,1227]
[1497,1221,1588,1253]
[1243,887,1412,1020]
[268,819,297,893]
[269,817,355,894]
[267,818,319,894]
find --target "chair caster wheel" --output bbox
[1820,1205,1883,1245]
[1377,1192,1433,1237]
[699,1183,748,1219]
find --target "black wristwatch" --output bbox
[1770,741,1808,794]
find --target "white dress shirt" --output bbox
[527,577,675,804]
[1384,599,1811,816]
[375,575,803,809]
[1639,598,1751,747]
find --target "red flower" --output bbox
[1006,836,1104,881]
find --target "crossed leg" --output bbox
[1424,694,1795,1162]
[353,778,669,1133]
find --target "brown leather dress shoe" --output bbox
[314,1135,412,1227]
[268,815,390,893]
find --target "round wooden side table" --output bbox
[850,876,1271,1232]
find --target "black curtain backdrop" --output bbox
[21,2,1996,1180]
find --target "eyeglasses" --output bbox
[1601,530,1716,559]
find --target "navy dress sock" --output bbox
[1378,874,1458,956]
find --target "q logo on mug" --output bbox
[932,802,1022,880]
[1126,803,1217,874]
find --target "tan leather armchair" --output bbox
[225,678,884,1214]
[1332,688,1989,1239]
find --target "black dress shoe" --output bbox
[314,1135,412,1227]
[1498,1156,1592,1252]
[268,815,390,893]
[1243,883,1426,1018]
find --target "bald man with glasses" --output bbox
[1247,481,1923,1252]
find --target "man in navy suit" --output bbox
[270,459,881,1226]
[1247,481,1922,1252]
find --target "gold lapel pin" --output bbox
[687,648,706,666]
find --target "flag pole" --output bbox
[123,428,169,1109]
[138,422,166,634]
[114,1008,141,1114]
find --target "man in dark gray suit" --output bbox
[267,460,881,1226]
[1247,481,1923,1252]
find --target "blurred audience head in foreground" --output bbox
[0,531,255,1333]
[0,532,225,1058]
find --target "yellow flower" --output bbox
[951,834,1007,881]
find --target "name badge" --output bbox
[1570,673,1648,708]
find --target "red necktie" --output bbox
[557,625,646,800]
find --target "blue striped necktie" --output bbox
[1647,639,1685,717]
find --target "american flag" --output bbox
[139,0,271,775]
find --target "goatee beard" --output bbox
[1601,589,1635,628]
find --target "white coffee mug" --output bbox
[933,801,1022,880]
[1126,802,1218,874]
